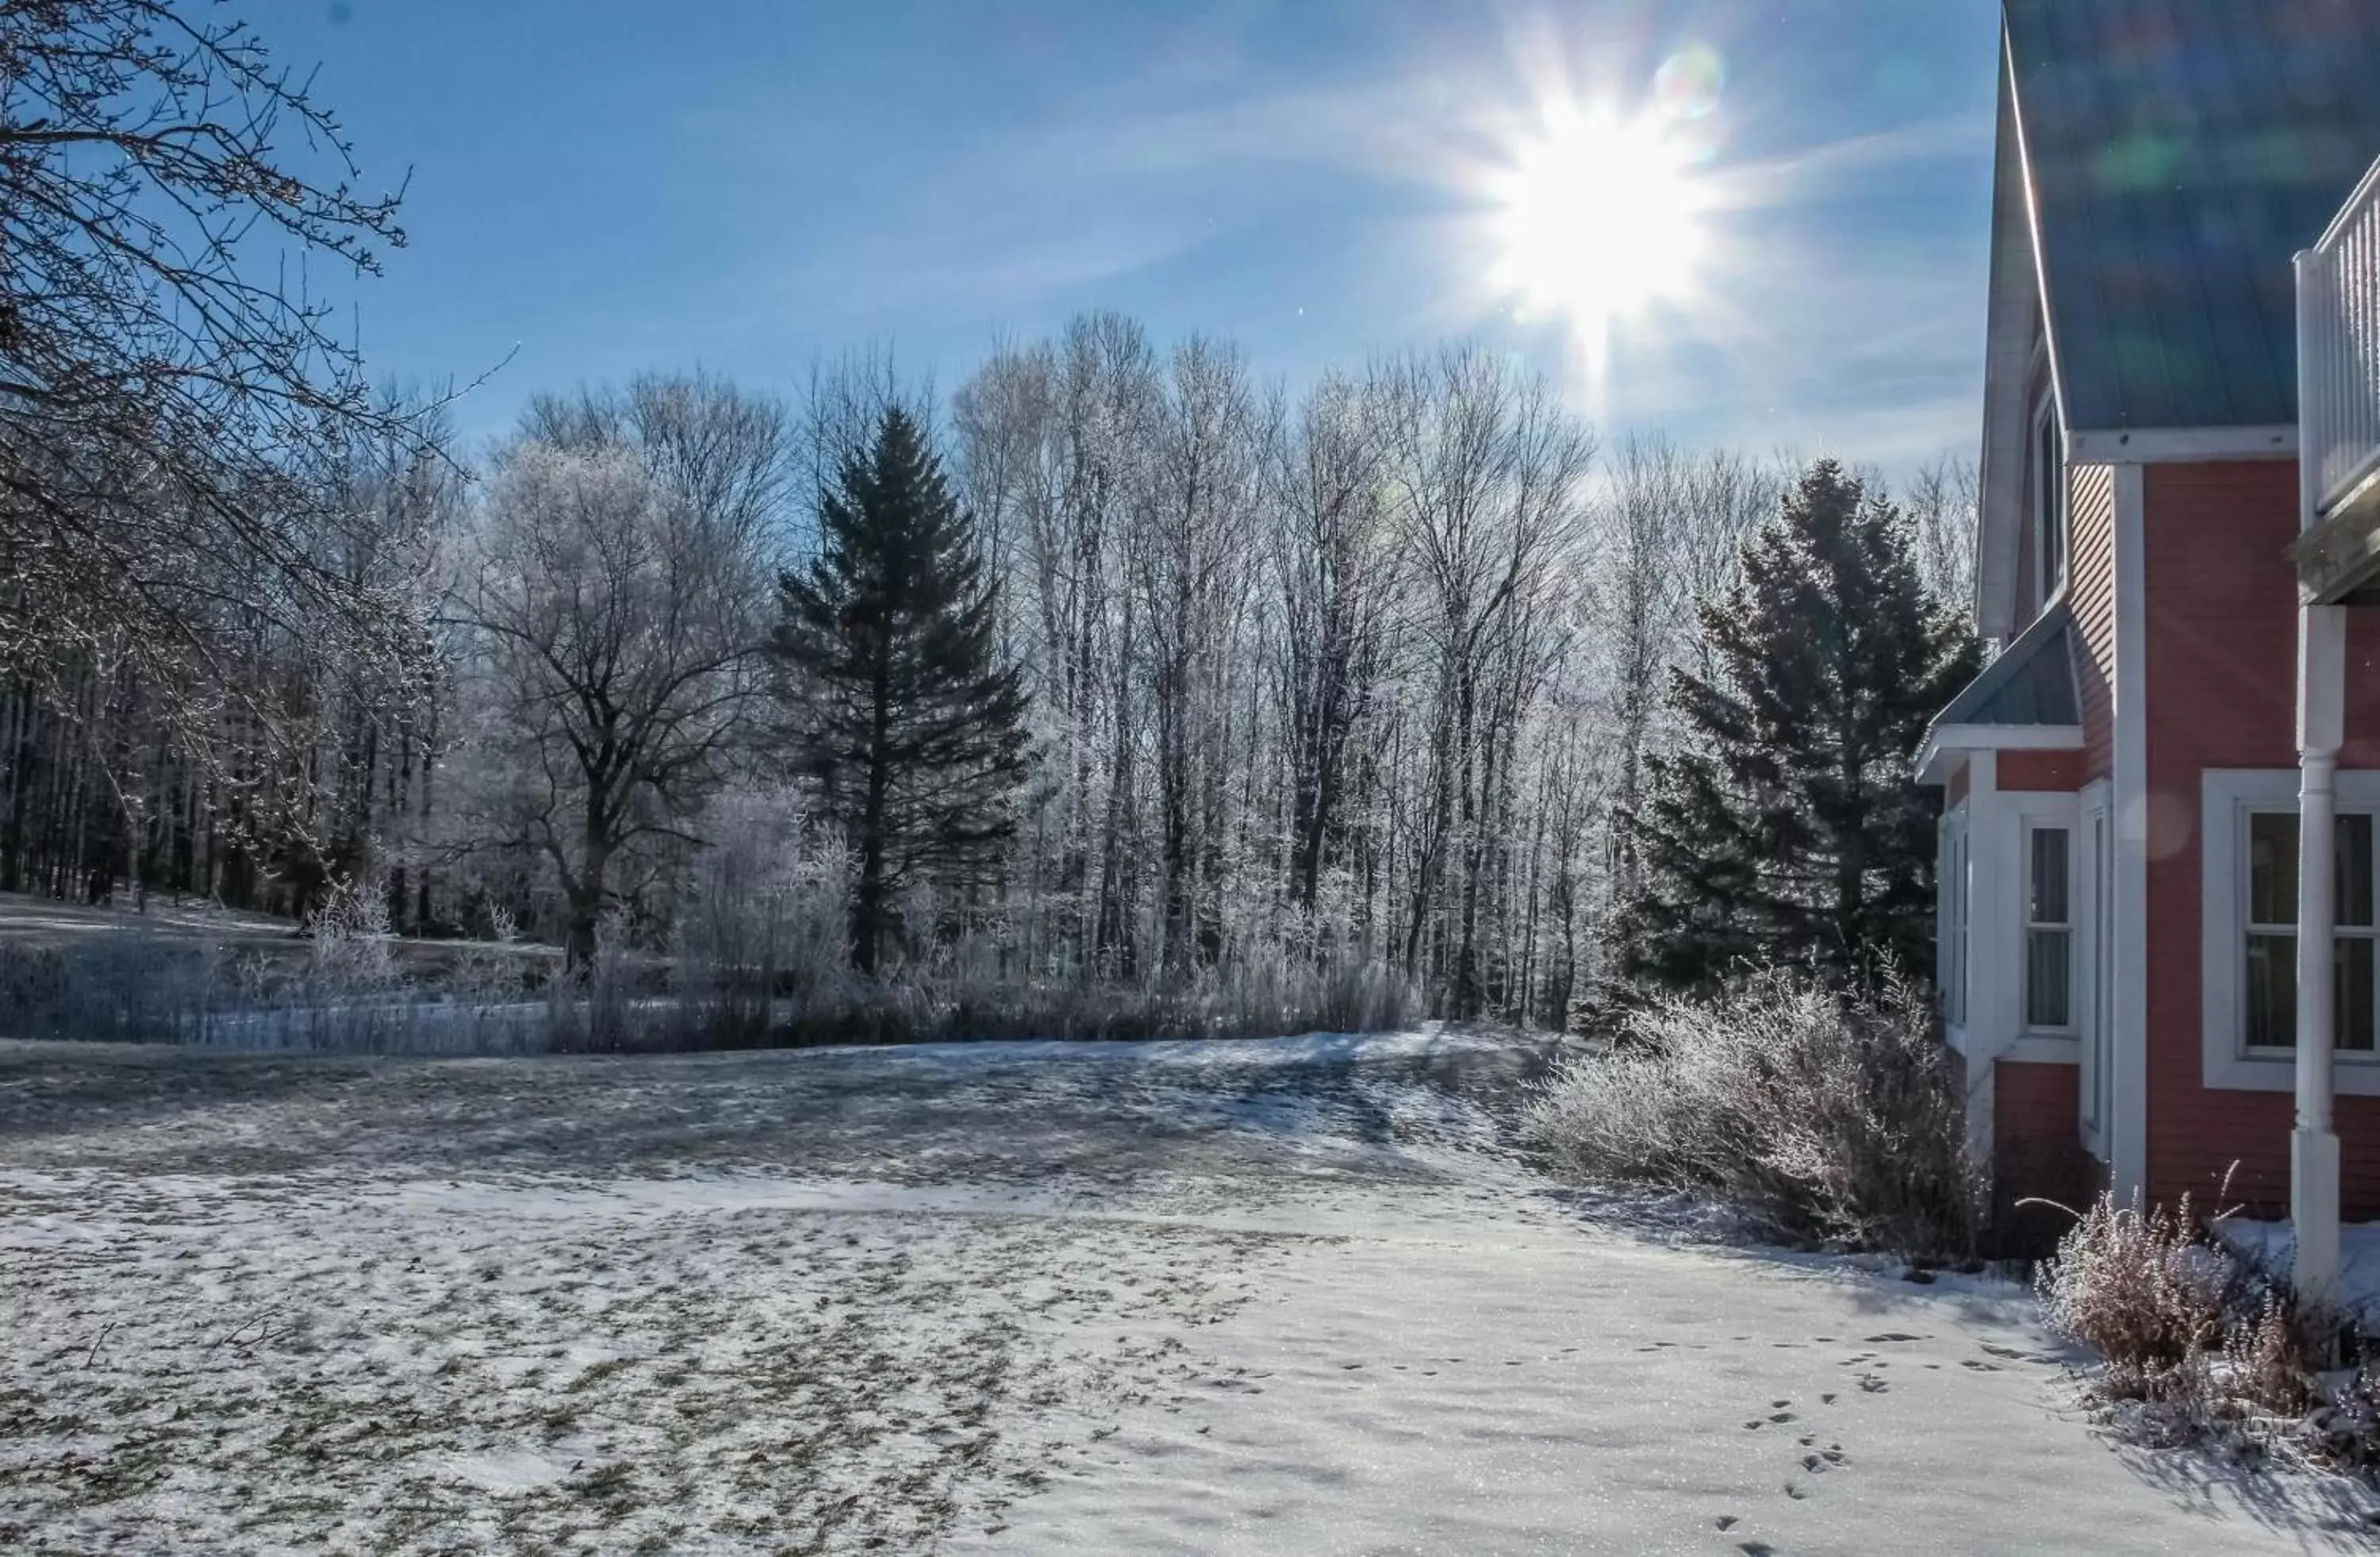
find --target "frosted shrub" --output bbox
[670,789,851,1046]
[2033,1194,2380,1469]
[2033,1194,2228,1401]
[547,912,640,1051]
[1522,967,1983,1256]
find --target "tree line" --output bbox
[1,2,1982,1032]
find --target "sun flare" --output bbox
[1489,106,1706,344]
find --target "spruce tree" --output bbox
[772,407,1030,974]
[1618,459,1981,994]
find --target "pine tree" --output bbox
[1617,459,1982,995]
[772,407,1031,974]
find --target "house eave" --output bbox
[1977,23,2048,646]
[2066,425,2297,465]
[1917,723,2085,786]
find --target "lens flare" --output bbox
[1653,43,1726,124]
[1488,105,1706,339]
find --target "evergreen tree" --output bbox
[1617,459,1982,995]
[773,407,1031,974]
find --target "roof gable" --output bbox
[2004,0,2380,431]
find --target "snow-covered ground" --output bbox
[2,1030,2374,1554]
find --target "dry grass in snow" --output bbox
[0,1171,1298,1554]
[5,1031,2378,1555]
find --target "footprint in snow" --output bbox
[1739,1544,1779,1557]
[1864,1332,1924,1344]
[1715,1515,1740,1531]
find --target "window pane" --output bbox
[2027,928,2072,1028]
[2340,814,2374,930]
[2250,813,2299,928]
[2248,932,2297,1048]
[2341,936,2377,1053]
[2030,828,2070,926]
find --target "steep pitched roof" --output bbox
[2005,0,2380,430]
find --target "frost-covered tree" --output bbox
[1,0,424,719]
[772,407,1030,975]
[1273,371,1397,917]
[1617,460,1980,995]
[0,1,457,914]
[447,440,774,966]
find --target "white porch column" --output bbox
[2294,602,2347,1301]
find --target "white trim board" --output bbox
[2201,767,2380,1094]
[2067,425,2297,465]
[2110,465,2149,1198]
[2079,779,2114,1163]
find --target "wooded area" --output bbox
[0,3,1979,1033]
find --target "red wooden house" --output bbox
[1920,0,2380,1288]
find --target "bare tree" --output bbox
[1136,336,1265,973]
[1272,370,1397,917]
[446,440,774,965]
[2,1,428,717]
[1903,455,1981,622]
[1380,346,1594,1016]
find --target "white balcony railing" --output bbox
[2299,156,2380,528]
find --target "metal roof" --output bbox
[2004,0,2380,430]
[1932,602,2080,731]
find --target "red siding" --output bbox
[1993,1059,2105,1254]
[2000,749,2086,791]
[2140,460,2380,1216]
[2067,464,2117,784]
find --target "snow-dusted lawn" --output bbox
[2,1032,2372,1554]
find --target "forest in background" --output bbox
[0,329,1978,1031]
[1,3,1979,1037]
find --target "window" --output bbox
[2025,825,2073,1029]
[2243,810,2377,1052]
[2030,395,2067,610]
[1940,816,1969,1028]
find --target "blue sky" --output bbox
[271,0,2006,471]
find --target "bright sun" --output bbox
[1489,106,1706,343]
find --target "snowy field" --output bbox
[2,1031,2376,1554]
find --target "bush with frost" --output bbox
[1522,967,1982,1256]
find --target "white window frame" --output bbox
[2202,769,2380,1092]
[2022,821,2078,1034]
[1998,788,2083,1064]
[1939,806,1970,1032]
